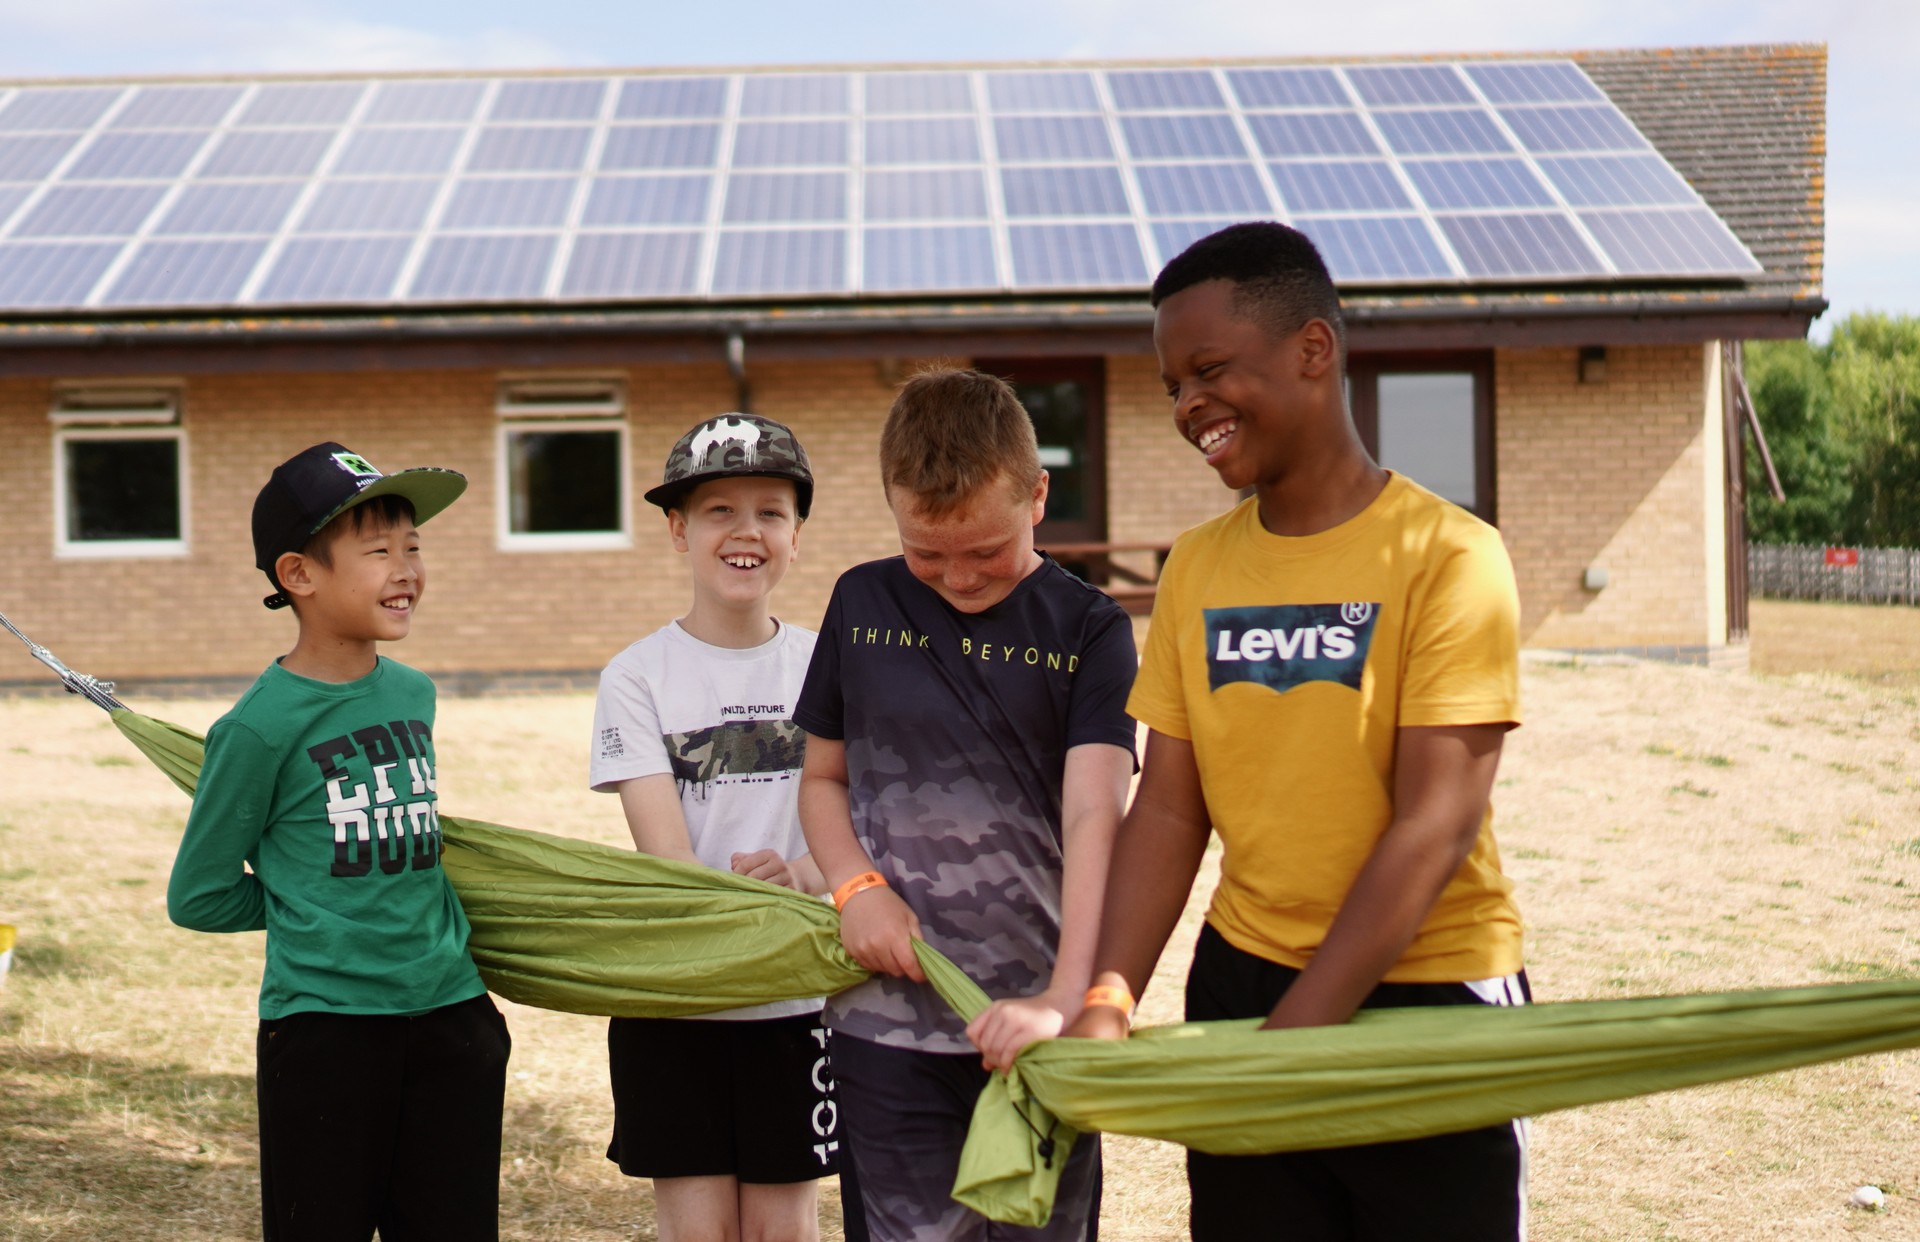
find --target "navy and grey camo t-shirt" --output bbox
[795,554,1138,1053]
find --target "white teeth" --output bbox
[723,554,763,568]
[1196,421,1236,453]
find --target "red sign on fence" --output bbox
[1824,547,1860,567]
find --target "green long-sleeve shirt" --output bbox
[166,657,485,1019]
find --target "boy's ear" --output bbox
[275,550,319,600]
[1298,318,1339,379]
[665,507,690,553]
[1027,470,1050,527]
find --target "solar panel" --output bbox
[1580,208,1762,275]
[581,175,711,226]
[1269,161,1411,213]
[865,168,989,220]
[1499,105,1648,153]
[198,129,334,178]
[1226,68,1348,109]
[298,179,441,232]
[1373,110,1512,156]
[363,80,487,125]
[333,127,464,175]
[986,72,1100,113]
[409,234,558,299]
[711,228,846,293]
[1464,62,1605,105]
[14,184,167,237]
[0,59,1763,308]
[616,78,728,120]
[1403,157,1553,210]
[467,126,593,172]
[738,75,848,116]
[0,134,80,180]
[600,124,721,170]
[238,82,367,127]
[1539,154,1692,206]
[0,87,123,132]
[111,85,243,129]
[1007,222,1146,286]
[723,172,846,223]
[731,120,848,168]
[65,132,209,180]
[1000,166,1129,217]
[994,117,1113,163]
[562,231,704,296]
[492,79,607,121]
[1246,112,1379,158]
[1108,70,1226,111]
[865,73,973,115]
[1437,213,1605,277]
[1119,114,1246,161]
[0,241,121,304]
[441,177,577,229]
[1296,216,1452,280]
[1134,163,1269,217]
[156,182,302,235]
[101,238,267,304]
[865,118,980,165]
[257,236,413,301]
[863,225,998,291]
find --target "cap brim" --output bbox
[313,467,468,534]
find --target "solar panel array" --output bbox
[0,61,1762,311]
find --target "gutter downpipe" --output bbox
[726,331,751,414]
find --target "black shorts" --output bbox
[1184,924,1530,1242]
[607,1011,841,1184]
[256,991,511,1242]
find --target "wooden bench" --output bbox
[1039,541,1175,615]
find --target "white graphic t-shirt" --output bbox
[591,618,820,1020]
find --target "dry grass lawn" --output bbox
[2,599,1917,1239]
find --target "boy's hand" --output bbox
[838,885,926,982]
[730,849,796,888]
[1060,1003,1131,1041]
[966,989,1077,1072]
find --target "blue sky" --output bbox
[2,0,1911,334]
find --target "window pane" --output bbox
[1014,380,1090,523]
[508,429,621,533]
[66,438,181,541]
[1376,373,1476,511]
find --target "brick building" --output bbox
[0,46,1824,690]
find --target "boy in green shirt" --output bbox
[168,442,510,1242]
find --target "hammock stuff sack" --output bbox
[114,708,1920,1227]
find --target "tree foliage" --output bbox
[1745,313,1920,546]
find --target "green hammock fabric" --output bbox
[114,708,1920,1227]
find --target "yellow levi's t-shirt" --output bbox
[1128,473,1524,983]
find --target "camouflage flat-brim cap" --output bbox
[644,413,814,518]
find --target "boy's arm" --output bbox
[1062,728,1213,1040]
[166,724,273,933]
[613,774,703,867]
[1259,722,1505,1029]
[967,738,1133,1070]
[798,732,924,982]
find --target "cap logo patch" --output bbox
[690,416,761,465]
[331,451,382,480]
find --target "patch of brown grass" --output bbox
[1750,599,1920,690]
[3,644,1918,1238]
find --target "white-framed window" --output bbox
[50,385,188,559]
[495,377,631,551]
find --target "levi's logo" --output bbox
[1204,602,1379,694]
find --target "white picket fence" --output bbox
[1748,543,1920,605]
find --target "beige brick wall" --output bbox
[1495,342,1721,651]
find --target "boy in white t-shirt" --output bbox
[590,414,848,1242]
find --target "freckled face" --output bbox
[887,474,1046,614]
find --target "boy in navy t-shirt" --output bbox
[796,368,1138,1240]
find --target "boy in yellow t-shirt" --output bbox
[1061,222,1528,1242]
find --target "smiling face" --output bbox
[282,509,425,645]
[668,474,801,612]
[1154,277,1342,494]
[887,473,1046,614]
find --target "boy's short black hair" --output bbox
[301,494,418,570]
[1150,222,1347,359]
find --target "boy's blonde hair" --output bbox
[879,368,1043,518]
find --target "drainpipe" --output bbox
[726,332,752,413]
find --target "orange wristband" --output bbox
[832,870,888,910]
[1083,983,1135,1020]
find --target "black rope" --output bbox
[1008,1097,1060,1167]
